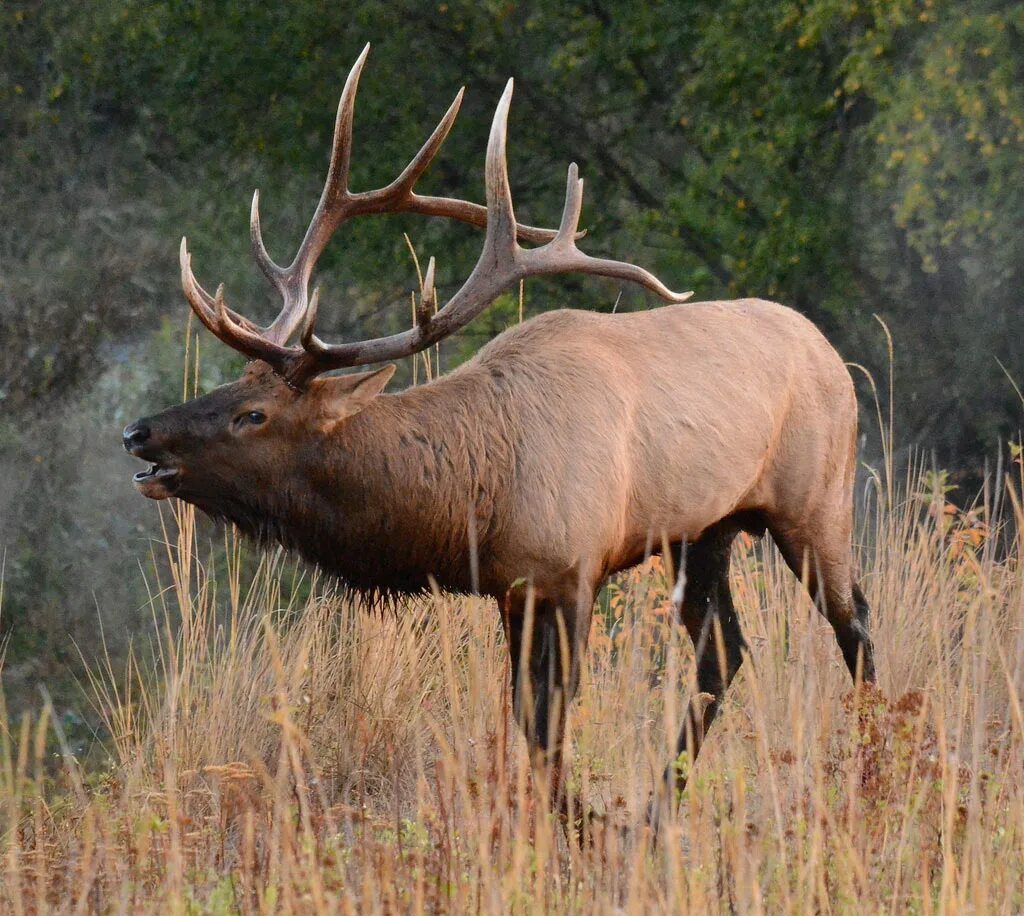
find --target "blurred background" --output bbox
[1,1,1021,719]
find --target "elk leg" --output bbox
[842,580,876,683]
[771,526,877,684]
[663,523,746,797]
[501,587,592,828]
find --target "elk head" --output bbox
[124,45,689,508]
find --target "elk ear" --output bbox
[312,364,396,430]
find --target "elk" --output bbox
[124,46,876,831]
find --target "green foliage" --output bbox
[2,0,1023,710]
[9,0,1016,461]
[6,3,1015,458]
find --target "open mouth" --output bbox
[132,463,181,498]
[133,463,178,483]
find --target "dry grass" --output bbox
[2,453,1023,912]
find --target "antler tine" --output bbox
[292,40,370,263]
[381,89,465,205]
[180,238,295,368]
[416,256,437,327]
[400,196,568,244]
[250,190,287,289]
[422,256,436,305]
[481,79,519,263]
[375,77,569,243]
[179,238,217,322]
[325,42,370,206]
[299,287,322,352]
[180,239,264,338]
[545,249,694,302]
[515,162,694,302]
[257,44,372,349]
[556,163,585,245]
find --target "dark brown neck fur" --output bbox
[196,368,513,597]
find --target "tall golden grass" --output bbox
[2,318,1022,912]
[2,450,1021,912]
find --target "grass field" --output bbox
[2,436,1022,912]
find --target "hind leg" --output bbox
[770,518,876,684]
[849,581,876,682]
[662,521,747,797]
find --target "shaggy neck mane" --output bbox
[195,370,512,598]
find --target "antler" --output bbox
[181,50,692,388]
[181,44,562,362]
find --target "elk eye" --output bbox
[238,410,266,426]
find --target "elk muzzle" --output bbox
[124,419,181,499]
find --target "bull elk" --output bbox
[124,46,876,831]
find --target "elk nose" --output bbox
[123,421,151,453]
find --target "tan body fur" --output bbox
[450,298,856,597]
[321,299,859,616]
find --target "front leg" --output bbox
[501,583,594,835]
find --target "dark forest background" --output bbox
[1,0,1022,714]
